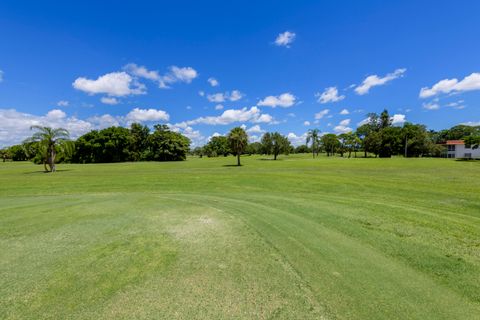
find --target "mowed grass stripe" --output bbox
[1,156,479,319]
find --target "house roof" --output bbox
[446,140,465,145]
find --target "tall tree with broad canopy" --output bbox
[227,127,248,166]
[23,126,73,172]
[261,132,291,160]
[321,134,340,157]
[306,129,321,158]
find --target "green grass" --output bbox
[1,154,479,319]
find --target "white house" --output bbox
[444,140,480,159]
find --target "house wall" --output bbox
[454,144,480,158]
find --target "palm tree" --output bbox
[227,127,248,166]
[306,129,321,158]
[24,126,73,172]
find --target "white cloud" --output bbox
[208,77,219,87]
[100,97,119,105]
[215,104,224,110]
[446,100,466,110]
[198,90,205,97]
[419,73,480,98]
[303,121,310,126]
[287,132,308,146]
[246,125,265,134]
[314,109,330,120]
[159,66,198,88]
[206,90,243,103]
[123,63,159,81]
[461,121,480,126]
[257,93,296,108]
[355,68,406,95]
[229,90,242,101]
[391,114,406,125]
[0,109,93,147]
[334,119,352,134]
[275,31,296,47]
[316,87,345,104]
[125,108,170,123]
[423,102,440,110]
[57,100,69,107]
[176,106,273,126]
[339,109,349,115]
[87,114,120,128]
[357,118,369,126]
[73,71,146,97]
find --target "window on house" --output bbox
[465,144,471,149]
[464,153,472,158]
[447,145,456,151]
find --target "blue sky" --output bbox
[1,0,480,147]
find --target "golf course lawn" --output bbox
[1,155,479,319]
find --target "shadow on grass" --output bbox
[455,158,480,162]
[222,164,243,167]
[23,169,73,174]
[257,158,283,161]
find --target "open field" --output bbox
[1,155,480,319]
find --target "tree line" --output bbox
[193,109,480,160]
[1,109,480,170]
[1,124,190,171]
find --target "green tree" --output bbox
[306,129,321,158]
[294,144,311,154]
[261,132,291,160]
[146,125,190,161]
[245,142,263,155]
[0,149,10,162]
[23,126,73,172]
[227,127,248,166]
[204,136,230,157]
[129,123,150,161]
[465,135,480,149]
[321,134,340,157]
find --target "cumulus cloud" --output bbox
[303,121,310,126]
[123,63,198,89]
[123,63,160,81]
[0,109,92,147]
[287,132,308,146]
[340,109,349,115]
[159,66,198,88]
[316,87,345,104]
[0,106,173,148]
[175,106,274,126]
[314,109,330,120]
[208,77,219,87]
[275,31,296,47]
[257,93,296,108]
[125,108,170,123]
[391,114,406,125]
[73,72,146,97]
[207,90,243,103]
[422,102,440,110]
[246,125,265,134]
[100,97,119,105]
[215,104,224,110]
[461,121,480,126]
[419,73,480,98]
[334,119,352,134]
[57,100,69,107]
[355,68,406,95]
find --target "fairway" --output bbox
[1,155,479,319]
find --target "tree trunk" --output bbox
[348,150,352,158]
[364,150,367,158]
[274,153,277,160]
[237,154,241,166]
